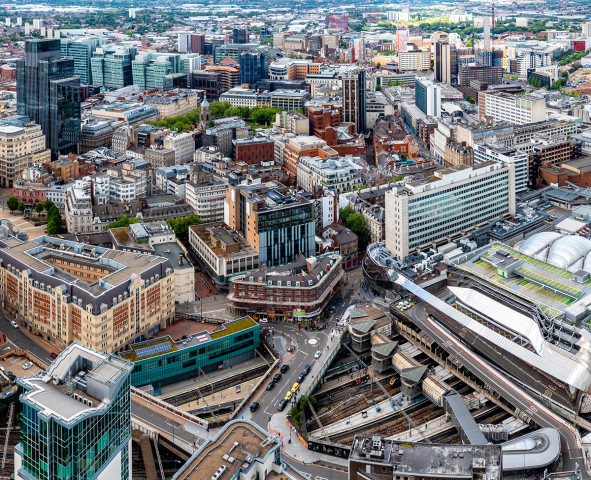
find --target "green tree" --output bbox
[46,205,63,235]
[339,205,355,225]
[166,214,203,239]
[17,202,25,213]
[34,202,44,214]
[46,218,60,236]
[347,212,367,244]
[44,199,55,211]
[562,70,569,78]
[6,195,18,213]
[105,215,139,231]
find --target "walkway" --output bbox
[178,378,261,413]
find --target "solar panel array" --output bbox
[135,341,173,358]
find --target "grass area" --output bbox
[121,337,177,362]
[210,317,257,339]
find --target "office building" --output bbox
[15,343,133,480]
[177,32,191,53]
[353,38,365,61]
[269,58,321,80]
[204,65,240,92]
[190,34,205,54]
[17,39,82,158]
[398,49,431,72]
[282,135,338,178]
[225,182,315,267]
[80,120,113,154]
[132,53,184,90]
[239,50,265,85]
[122,317,259,387]
[190,71,221,99]
[0,235,175,352]
[91,45,135,89]
[385,161,515,258]
[229,253,344,322]
[143,89,198,119]
[232,28,248,44]
[415,78,441,118]
[60,37,100,84]
[297,156,363,194]
[479,91,546,125]
[185,181,227,223]
[458,65,503,86]
[435,40,456,84]
[474,143,529,193]
[232,136,275,164]
[341,66,367,133]
[270,89,310,111]
[214,43,258,64]
[0,116,51,188]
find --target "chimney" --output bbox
[179,254,183,266]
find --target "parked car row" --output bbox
[277,364,310,411]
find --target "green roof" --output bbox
[210,317,258,339]
[120,337,178,362]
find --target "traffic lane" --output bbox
[0,312,53,364]
[285,457,347,480]
[410,307,585,474]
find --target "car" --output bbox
[10,321,17,329]
[277,399,288,411]
[249,402,259,412]
[22,362,33,370]
[280,364,289,373]
[259,318,268,323]
[303,364,311,375]
[291,382,300,393]
[314,350,321,359]
[273,373,282,383]
[297,373,305,383]
[284,391,293,401]
[50,353,58,359]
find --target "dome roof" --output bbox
[518,232,562,257]
[547,235,591,269]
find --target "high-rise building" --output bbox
[415,78,441,117]
[132,53,184,90]
[353,38,366,61]
[483,16,491,51]
[91,45,135,88]
[60,37,101,84]
[398,49,431,72]
[385,161,516,258]
[0,116,51,188]
[583,22,591,38]
[225,182,316,267]
[435,40,456,84]
[191,34,205,54]
[15,343,133,480]
[232,28,248,44]
[341,66,367,133]
[239,51,265,85]
[177,32,191,53]
[474,143,529,193]
[17,39,82,158]
[479,91,546,125]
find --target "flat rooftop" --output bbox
[191,222,258,260]
[350,436,501,478]
[173,420,280,480]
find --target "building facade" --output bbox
[385,161,516,258]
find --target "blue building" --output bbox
[240,51,265,85]
[16,343,133,480]
[121,317,260,388]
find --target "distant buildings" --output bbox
[91,45,136,89]
[240,50,265,85]
[60,37,101,84]
[132,52,184,90]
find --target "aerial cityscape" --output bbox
[2,0,591,479]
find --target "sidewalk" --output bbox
[3,308,55,354]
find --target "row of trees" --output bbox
[6,196,62,235]
[150,107,201,133]
[209,101,284,127]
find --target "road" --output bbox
[0,310,54,365]
[406,302,588,476]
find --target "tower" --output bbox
[341,67,366,133]
[199,96,211,127]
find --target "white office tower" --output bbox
[483,17,491,51]
[129,8,136,18]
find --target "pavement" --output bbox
[0,309,54,365]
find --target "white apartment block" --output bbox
[185,181,228,223]
[297,156,363,195]
[398,50,431,73]
[474,144,528,193]
[163,132,195,165]
[480,92,546,125]
[64,181,94,234]
[385,161,516,259]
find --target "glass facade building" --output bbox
[16,343,133,480]
[132,53,184,90]
[122,317,260,388]
[91,46,135,88]
[17,39,82,158]
[60,38,101,85]
[239,51,265,85]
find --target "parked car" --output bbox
[291,382,300,393]
[10,321,17,329]
[22,362,33,370]
[314,350,321,359]
[273,373,282,383]
[284,391,293,401]
[297,373,305,383]
[249,402,259,412]
[267,382,275,391]
[50,353,58,359]
[280,364,289,373]
[303,364,311,376]
[259,318,268,323]
[277,399,288,411]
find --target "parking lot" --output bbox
[1,354,43,378]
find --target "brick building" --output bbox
[528,137,582,187]
[232,136,275,164]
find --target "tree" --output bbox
[339,205,355,225]
[17,202,25,213]
[6,196,18,213]
[562,70,569,78]
[44,199,55,211]
[105,215,139,231]
[347,213,366,244]
[166,214,203,239]
[46,205,62,234]
[46,218,60,235]
[34,202,44,214]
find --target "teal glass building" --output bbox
[121,317,260,388]
[15,343,133,480]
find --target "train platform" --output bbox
[178,377,262,412]
[309,393,423,440]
